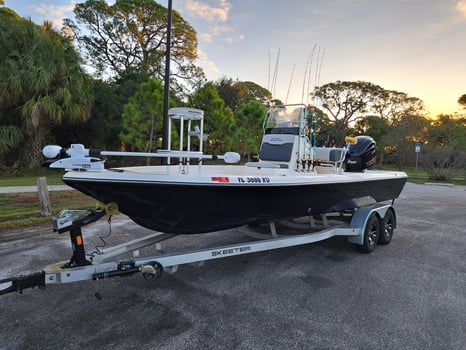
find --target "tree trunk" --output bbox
[25,119,49,168]
[378,151,385,167]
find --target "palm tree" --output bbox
[0,125,21,156]
[0,14,93,167]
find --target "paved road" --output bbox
[0,185,73,194]
[0,182,465,349]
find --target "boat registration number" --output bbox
[237,177,270,183]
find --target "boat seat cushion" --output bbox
[314,147,345,162]
[259,134,295,162]
[259,142,293,162]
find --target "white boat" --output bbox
[43,104,407,234]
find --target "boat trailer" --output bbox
[0,203,396,296]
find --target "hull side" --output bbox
[64,176,406,234]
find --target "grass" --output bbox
[0,191,97,232]
[409,177,466,186]
[0,168,65,186]
[0,168,101,232]
[379,166,466,186]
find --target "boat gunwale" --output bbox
[63,170,407,187]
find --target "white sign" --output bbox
[415,143,421,153]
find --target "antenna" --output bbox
[285,64,296,104]
[267,49,271,92]
[311,46,326,107]
[271,48,280,98]
[302,44,317,104]
[316,48,326,88]
[314,46,321,91]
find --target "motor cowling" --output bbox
[345,136,376,172]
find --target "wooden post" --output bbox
[37,176,51,216]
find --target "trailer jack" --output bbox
[1,207,174,296]
[0,208,105,295]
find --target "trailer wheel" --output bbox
[142,262,163,282]
[358,213,380,253]
[378,209,395,245]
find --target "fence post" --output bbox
[37,177,51,216]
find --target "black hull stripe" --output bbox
[65,177,407,234]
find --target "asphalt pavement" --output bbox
[0,182,465,349]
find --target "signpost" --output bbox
[415,143,421,176]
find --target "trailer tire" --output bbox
[378,208,395,245]
[358,213,380,253]
[142,261,163,282]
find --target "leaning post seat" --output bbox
[313,147,346,163]
[312,147,347,173]
[246,134,297,169]
[259,134,296,162]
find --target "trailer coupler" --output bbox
[0,271,46,295]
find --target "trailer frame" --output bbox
[0,203,396,295]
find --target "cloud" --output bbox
[199,32,214,43]
[288,31,308,40]
[457,0,466,17]
[196,49,219,76]
[32,3,75,28]
[224,34,244,44]
[185,0,231,23]
[210,24,233,35]
[183,0,243,45]
[198,25,244,44]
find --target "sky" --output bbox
[5,0,466,117]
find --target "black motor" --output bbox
[345,136,376,172]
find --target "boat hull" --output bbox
[64,174,406,234]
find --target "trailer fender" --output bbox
[347,204,394,246]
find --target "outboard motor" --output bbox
[345,136,376,172]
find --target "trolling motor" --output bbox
[42,144,106,170]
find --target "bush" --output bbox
[421,145,466,181]
[426,168,451,181]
